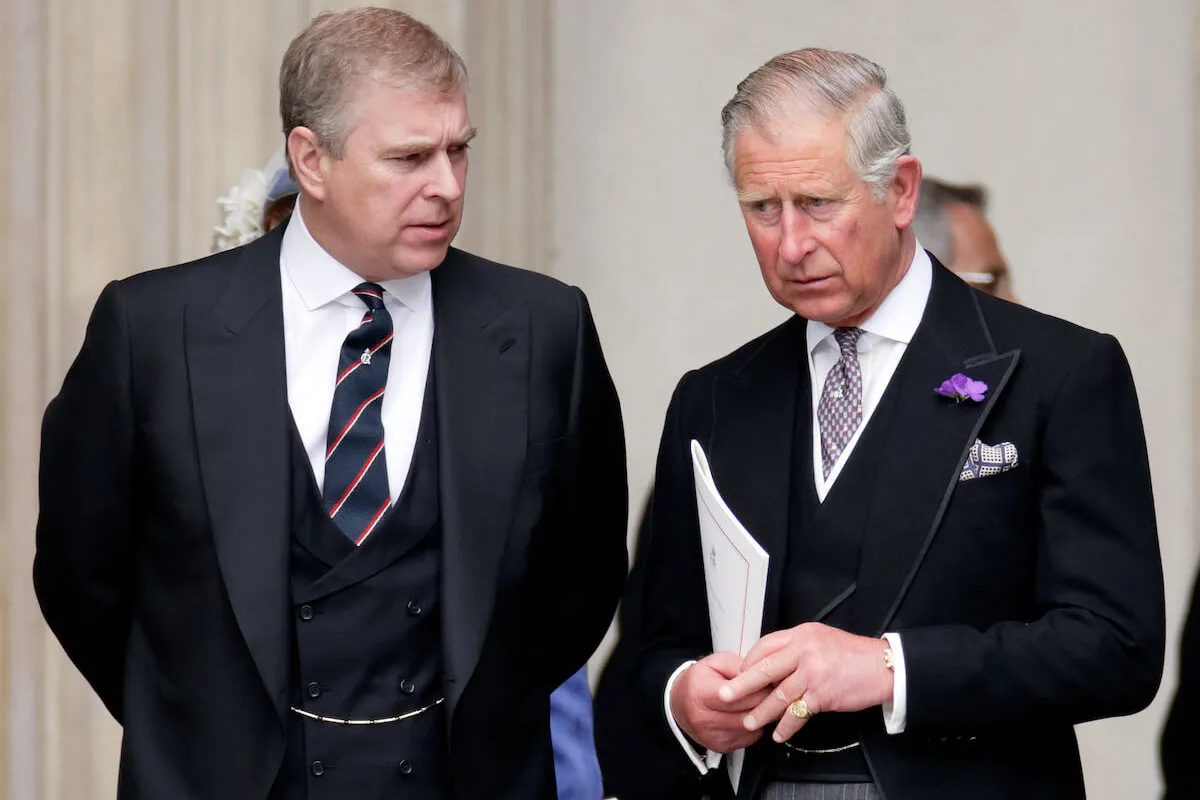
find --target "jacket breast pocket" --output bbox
[950,461,1028,506]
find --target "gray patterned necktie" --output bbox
[818,327,864,478]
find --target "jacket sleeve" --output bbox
[532,288,628,689]
[628,373,721,774]
[34,280,137,721]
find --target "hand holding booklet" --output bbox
[690,440,770,793]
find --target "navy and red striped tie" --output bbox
[323,282,394,544]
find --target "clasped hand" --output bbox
[669,622,894,752]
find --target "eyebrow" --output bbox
[736,189,776,204]
[382,127,478,157]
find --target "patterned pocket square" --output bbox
[960,439,1018,482]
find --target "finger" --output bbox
[771,712,804,743]
[714,685,773,713]
[742,668,807,731]
[769,699,810,743]
[691,710,766,752]
[718,648,797,704]
[704,651,746,680]
[739,629,792,670]
[778,693,822,743]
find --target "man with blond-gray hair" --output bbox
[34,8,627,799]
[604,47,1164,799]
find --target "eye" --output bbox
[447,143,471,157]
[803,196,829,209]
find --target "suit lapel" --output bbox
[187,227,292,724]
[851,264,1020,634]
[709,317,808,632]
[431,252,530,717]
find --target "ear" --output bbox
[287,127,330,201]
[889,154,922,229]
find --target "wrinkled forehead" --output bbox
[731,113,853,193]
[343,78,472,138]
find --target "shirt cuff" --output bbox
[664,660,711,774]
[881,632,908,734]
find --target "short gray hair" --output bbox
[279,7,467,160]
[910,178,988,264]
[720,48,911,200]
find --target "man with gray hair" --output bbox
[34,8,627,799]
[607,47,1163,799]
[911,177,1016,301]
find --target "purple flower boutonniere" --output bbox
[936,373,988,404]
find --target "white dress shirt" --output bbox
[666,245,933,773]
[280,203,434,503]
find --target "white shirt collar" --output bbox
[806,242,933,354]
[280,201,432,313]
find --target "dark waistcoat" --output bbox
[768,356,909,786]
[269,371,452,800]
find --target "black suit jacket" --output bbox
[33,226,628,799]
[1162,568,1200,799]
[612,261,1164,799]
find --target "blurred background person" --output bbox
[910,177,1016,301]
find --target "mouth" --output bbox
[407,220,454,239]
[790,274,835,287]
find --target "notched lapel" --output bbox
[432,258,530,716]
[852,267,1021,634]
[709,318,807,633]
[186,232,292,725]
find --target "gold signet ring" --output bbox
[788,699,813,720]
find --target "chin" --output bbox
[789,299,852,325]
[394,246,451,276]
[776,290,830,318]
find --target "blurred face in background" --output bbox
[946,202,1016,302]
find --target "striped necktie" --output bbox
[323,282,393,544]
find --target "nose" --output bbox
[778,204,816,265]
[425,151,464,202]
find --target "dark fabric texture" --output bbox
[598,259,1164,800]
[1161,568,1200,800]
[33,224,628,799]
